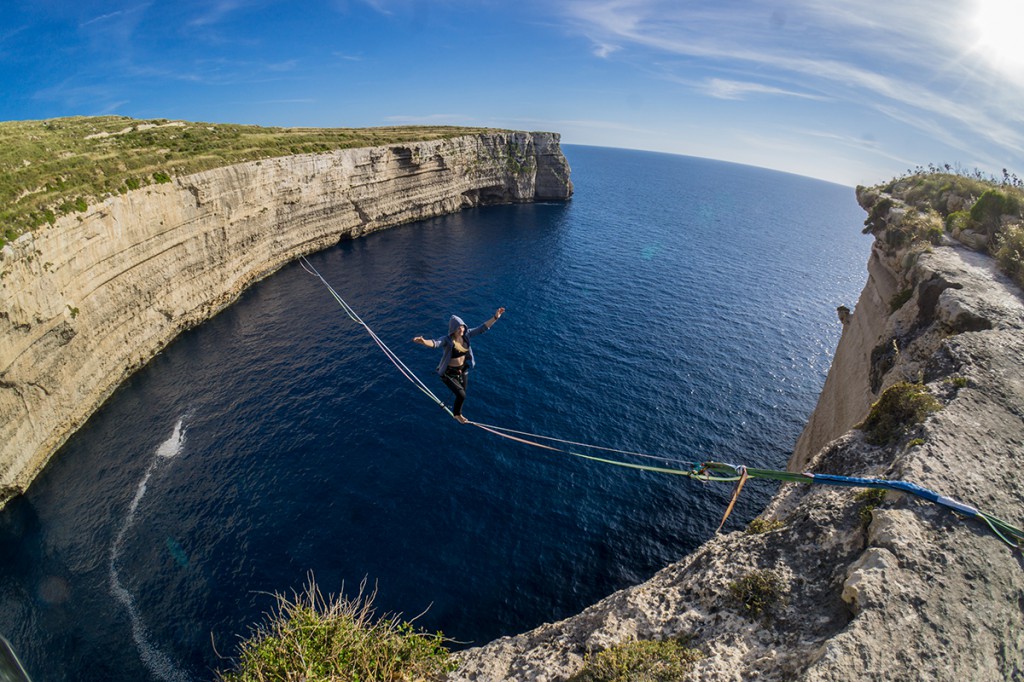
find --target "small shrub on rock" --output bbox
[995,223,1024,289]
[855,488,887,528]
[862,196,894,234]
[746,518,784,535]
[728,569,785,619]
[570,639,703,682]
[970,189,1020,237]
[945,210,971,235]
[858,382,940,446]
[889,287,913,313]
[904,210,945,246]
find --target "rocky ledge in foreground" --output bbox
[0,131,572,508]
[451,181,1024,681]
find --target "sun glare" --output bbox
[973,0,1024,73]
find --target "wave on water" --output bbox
[156,419,186,459]
[109,418,191,682]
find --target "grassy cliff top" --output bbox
[859,169,1024,289]
[0,116,497,248]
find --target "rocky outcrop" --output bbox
[0,132,572,506]
[451,188,1024,680]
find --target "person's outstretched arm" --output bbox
[412,336,435,347]
[470,307,506,336]
[485,307,505,328]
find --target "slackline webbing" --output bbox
[299,256,1024,550]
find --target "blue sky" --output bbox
[2,0,1023,186]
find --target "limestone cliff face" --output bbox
[0,132,572,505]
[452,187,1024,681]
[789,235,899,472]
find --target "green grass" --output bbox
[569,639,703,682]
[215,577,457,682]
[0,116,499,248]
[857,381,941,446]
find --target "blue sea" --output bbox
[0,146,870,681]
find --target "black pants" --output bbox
[441,366,468,416]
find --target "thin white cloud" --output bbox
[118,56,307,88]
[257,98,317,104]
[32,79,123,110]
[496,116,655,136]
[1,24,29,42]
[798,128,919,168]
[267,59,299,72]
[189,0,246,27]
[80,11,125,28]
[871,104,1016,172]
[0,23,29,60]
[361,0,395,16]
[328,0,400,17]
[592,42,619,59]
[703,78,827,101]
[77,3,151,49]
[96,99,130,115]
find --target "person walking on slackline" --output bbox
[412,307,505,423]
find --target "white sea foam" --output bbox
[156,418,186,458]
[109,418,192,682]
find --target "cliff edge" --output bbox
[0,131,572,507]
[451,182,1024,681]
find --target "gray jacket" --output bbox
[430,314,495,375]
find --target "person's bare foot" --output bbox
[454,414,468,424]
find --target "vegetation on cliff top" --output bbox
[860,166,1024,288]
[216,577,456,682]
[0,116,496,249]
[857,381,941,446]
[727,569,787,620]
[569,638,703,682]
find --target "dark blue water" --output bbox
[0,146,870,681]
